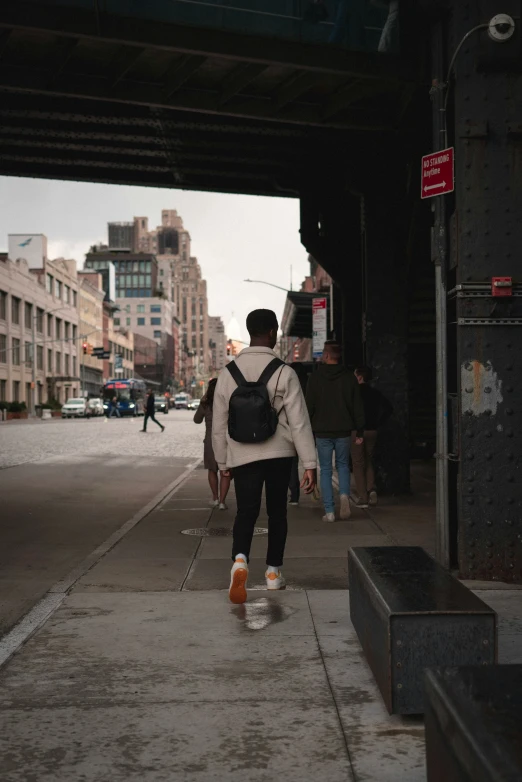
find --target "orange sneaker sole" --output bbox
[229,567,248,604]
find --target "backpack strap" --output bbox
[258,358,284,387]
[226,361,248,387]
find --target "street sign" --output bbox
[95,351,111,360]
[92,347,106,357]
[312,297,327,359]
[421,147,454,199]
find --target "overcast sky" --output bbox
[0,176,309,342]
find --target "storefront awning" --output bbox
[281,291,330,339]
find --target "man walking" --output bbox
[108,396,121,418]
[141,389,165,433]
[306,341,365,522]
[213,309,317,604]
[352,366,393,507]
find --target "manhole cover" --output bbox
[181,527,268,537]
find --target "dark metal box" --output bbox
[425,665,522,782]
[348,547,497,714]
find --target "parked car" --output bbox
[154,395,169,414]
[61,398,89,418]
[87,398,104,417]
[187,399,200,411]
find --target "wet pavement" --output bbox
[1,454,521,780]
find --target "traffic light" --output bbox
[83,342,88,355]
[226,341,231,356]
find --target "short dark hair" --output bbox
[323,340,342,361]
[246,309,278,337]
[355,366,372,383]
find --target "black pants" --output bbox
[143,411,163,431]
[288,455,300,503]
[232,457,293,567]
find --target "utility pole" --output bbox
[31,311,37,417]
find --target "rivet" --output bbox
[397,684,402,689]
[483,639,489,645]
[485,431,492,438]
[485,474,492,482]
[396,662,402,668]
[469,540,476,547]
[485,453,492,461]
[468,552,475,558]
[506,387,513,393]
[467,486,474,493]
[467,476,475,482]
[486,519,493,525]
[506,430,514,437]
[469,519,476,525]
[507,475,514,482]
[486,541,492,547]
[397,640,402,647]
[510,563,515,569]
[467,431,474,437]
[467,453,474,460]
[507,498,514,505]
[485,499,493,505]
[487,553,493,559]
[487,563,493,570]
[506,519,514,525]
[465,387,473,393]
[467,498,474,505]
[506,409,513,415]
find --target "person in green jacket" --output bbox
[306,341,365,521]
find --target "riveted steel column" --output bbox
[450,0,522,581]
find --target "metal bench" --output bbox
[348,546,497,714]
[425,665,522,782]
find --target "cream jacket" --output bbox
[212,346,317,471]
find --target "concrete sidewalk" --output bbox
[1,465,521,781]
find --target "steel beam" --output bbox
[448,0,522,581]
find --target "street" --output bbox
[0,410,203,470]
[0,411,203,634]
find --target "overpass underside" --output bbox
[1,0,521,583]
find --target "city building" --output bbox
[281,255,332,362]
[1,237,79,407]
[85,248,175,388]
[77,271,105,396]
[107,324,134,381]
[208,316,227,373]
[105,211,210,382]
[133,333,163,386]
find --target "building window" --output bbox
[153,330,162,338]
[114,318,120,326]
[0,334,6,363]
[55,319,62,339]
[37,345,43,370]
[65,354,69,375]
[64,322,70,340]
[13,380,20,402]
[36,308,44,333]
[55,279,62,299]
[64,285,70,304]
[12,337,20,365]
[137,317,145,326]
[55,352,61,373]
[159,269,164,276]
[46,274,53,294]
[125,317,130,326]
[25,341,32,365]
[47,314,53,336]
[24,302,33,330]
[48,349,52,372]
[0,290,6,321]
[109,363,113,376]
[151,317,161,326]
[72,290,77,307]
[129,350,133,361]
[12,296,20,325]
[72,356,77,376]
[72,324,77,340]
[0,379,6,401]
[137,304,145,313]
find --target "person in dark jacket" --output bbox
[352,366,393,507]
[288,362,309,505]
[306,341,365,522]
[141,389,165,433]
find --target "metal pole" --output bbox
[432,21,450,569]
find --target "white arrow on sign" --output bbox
[424,181,446,192]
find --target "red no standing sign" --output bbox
[421,147,454,199]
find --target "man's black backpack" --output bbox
[226,358,284,443]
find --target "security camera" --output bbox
[488,13,516,42]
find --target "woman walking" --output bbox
[194,378,231,510]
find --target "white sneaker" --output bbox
[266,570,286,590]
[322,512,336,523]
[210,499,219,508]
[369,491,378,506]
[219,502,227,511]
[340,494,352,520]
[229,558,248,604]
